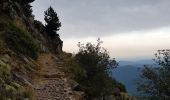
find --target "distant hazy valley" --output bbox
[111,60,155,96]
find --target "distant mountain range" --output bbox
[118,59,155,67]
[111,60,155,96]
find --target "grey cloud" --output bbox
[31,0,170,38]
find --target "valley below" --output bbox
[111,60,155,96]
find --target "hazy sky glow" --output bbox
[32,0,170,60]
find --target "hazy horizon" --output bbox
[31,0,170,61]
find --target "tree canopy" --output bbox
[34,20,45,33]
[138,49,170,100]
[75,39,125,99]
[15,0,35,4]
[44,6,61,39]
[14,0,34,17]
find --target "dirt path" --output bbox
[33,53,76,100]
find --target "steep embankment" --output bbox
[0,0,69,99]
[33,53,82,100]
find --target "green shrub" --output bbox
[13,0,35,17]
[0,60,32,100]
[0,60,11,82]
[0,40,12,55]
[60,40,126,99]
[34,20,45,33]
[75,39,120,99]
[65,57,85,80]
[1,82,32,100]
[0,40,6,54]
[5,22,39,59]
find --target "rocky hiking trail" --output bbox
[33,53,81,100]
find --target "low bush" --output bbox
[65,57,85,80]
[0,60,32,100]
[0,60,11,82]
[59,52,85,80]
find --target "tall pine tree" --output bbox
[44,6,61,39]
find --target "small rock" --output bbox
[1,54,10,63]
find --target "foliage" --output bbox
[0,40,11,55]
[115,82,126,92]
[13,0,34,17]
[34,20,45,33]
[14,0,35,4]
[59,52,85,81]
[138,49,170,100]
[0,60,11,82]
[22,4,33,17]
[0,60,31,100]
[23,0,35,4]
[4,22,39,59]
[75,39,120,99]
[44,6,61,39]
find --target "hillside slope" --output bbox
[0,0,136,100]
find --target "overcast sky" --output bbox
[31,0,170,60]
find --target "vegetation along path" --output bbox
[33,53,78,100]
